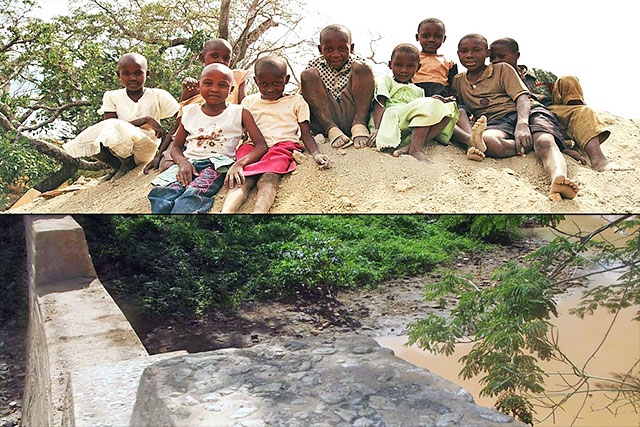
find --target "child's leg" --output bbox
[481,129,527,158]
[221,176,258,213]
[532,132,579,201]
[171,166,226,213]
[147,182,186,213]
[350,62,375,148]
[112,155,137,180]
[94,144,121,180]
[584,136,622,172]
[253,173,281,213]
[394,117,451,162]
[300,69,341,134]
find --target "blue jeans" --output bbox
[148,160,226,213]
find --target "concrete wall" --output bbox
[22,216,153,427]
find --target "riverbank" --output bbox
[134,230,576,355]
[0,221,593,427]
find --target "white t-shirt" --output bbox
[98,88,180,121]
[181,103,244,160]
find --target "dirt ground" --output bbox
[0,228,587,426]
[133,232,585,356]
[9,111,640,214]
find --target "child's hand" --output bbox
[143,154,162,174]
[514,122,532,155]
[140,117,166,139]
[432,95,456,103]
[313,153,331,170]
[176,160,197,187]
[181,77,199,100]
[225,163,246,189]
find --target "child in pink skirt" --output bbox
[222,56,331,213]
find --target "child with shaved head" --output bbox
[63,52,179,180]
[148,63,267,213]
[222,55,331,213]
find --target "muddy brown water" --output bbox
[377,215,640,427]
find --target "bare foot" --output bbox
[548,175,579,201]
[409,150,432,163]
[470,115,487,152]
[393,145,431,163]
[466,147,486,162]
[591,159,629,172]
[393,145,410,157]
[112,156,137,180]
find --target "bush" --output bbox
[79,215,488,319]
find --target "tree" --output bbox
[407,215,640,425]
[0,0,309,205]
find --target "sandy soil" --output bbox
[9,111,640,214]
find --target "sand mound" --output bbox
[10,111,640,214]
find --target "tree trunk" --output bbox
[26,135,106,192]
[219,0,231,40]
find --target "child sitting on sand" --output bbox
[412,18,458,99]
[144,38,249,174]
[222,56,331,213]
[489,37,618,172]
[368,44,457,162]
[451,34,579,201]
[147,63,267,213]
[301,24,375,149]
[63,52,180,180]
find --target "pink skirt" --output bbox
[237,141,303,176]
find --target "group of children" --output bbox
[62,18,617,212]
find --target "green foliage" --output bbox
[437,215,563,242]
[78,215,485,319]
[0,216,28,324]
[408,215,640,424]
[0,135,59,209]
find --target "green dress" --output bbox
[370,76,458,149]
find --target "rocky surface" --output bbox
[130,335,526,427]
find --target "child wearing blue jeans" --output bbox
[148,63,267,213]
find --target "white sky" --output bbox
[305,0,639,120]
[32,0,639,120]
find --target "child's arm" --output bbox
[180,77,199,101]
[514,93,532,155]
[299,121,330,169]
[236,80,246,104]
[129,116,167,139]
[371,96,387,130]
[143,118,182,174]
[225,108,268,189]
[368,95,387,146]
[170,123,198,186]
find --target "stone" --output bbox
[129,335,527,427]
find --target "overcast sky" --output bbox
[33,0,639,119]
[306,0,639,120]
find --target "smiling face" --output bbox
[254,58,289,101]
[117,54,149,93]
[416,21,446,55]
[389,49,420,84]
[457,36,489,73]
[199,63,234,107]
[318,27,353,70]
